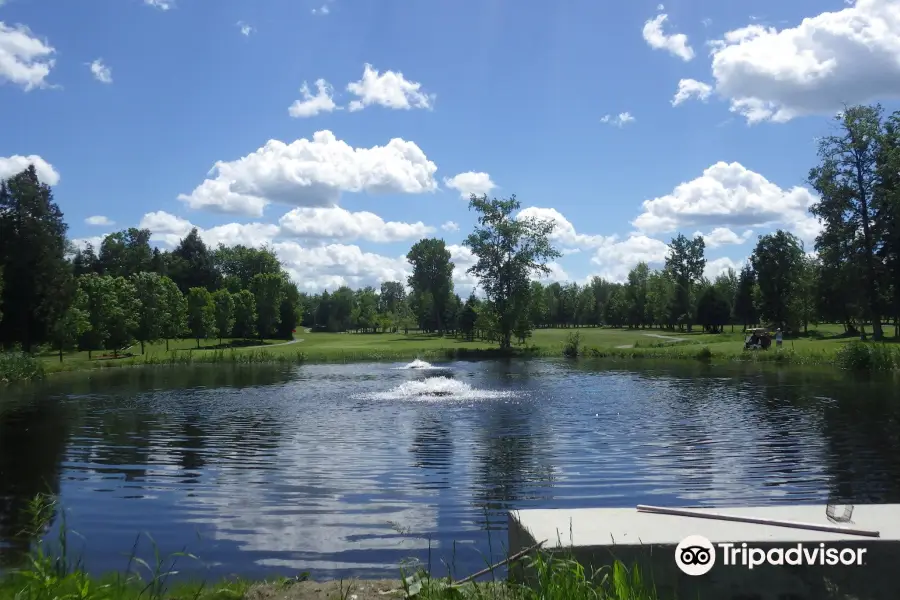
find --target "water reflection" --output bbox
[2,360,900,580]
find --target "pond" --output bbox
[2,359,900,582]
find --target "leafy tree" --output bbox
[733,265,758,329]
[750,230,805,330]
[406,238,455,333]
[160,276,187,350]
[169,228,220,293]
[695,286,731,333]
[353,287,378,332]
[809,105,886,339]
[131,272,167,353]
[98,228,154,277]
[379,281,407,314]
[459,294,478,340]
[212,289,235,344]
[664,234,706,331]
[187,287,215,348]
[232,289,257,339]
[277,281,302,339]
[78,274,114,359]
[625,262,650,328]
[250,273,284,339]
[213,244,282,291]
[646,270,675,328]
[51,288,90,362]
[791,254,820,334]
[0,166,73,351]
[463,194,560,349]
[72,243,100,277]
[105,277,140,356]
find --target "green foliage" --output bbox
[695,286,731,333]
[232,289,257,339]
[407,238,455,333]
[212,289,235,343]
[249,273,284,338]
[130,272,167,352]
[835,341,898,371]
[0,351,45,382]
[750,230,805,330]
[186,287,215,345]
[51,288,90,360]
[159,276,186,345]
[464,194,561,349]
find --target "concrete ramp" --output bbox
[509,504,900,600]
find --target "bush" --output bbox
[835,341,898,371]
[0,351,45,383]
[563,332,581,358]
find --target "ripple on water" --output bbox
[358,376,516,401]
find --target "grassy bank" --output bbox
[3,324,899,383]
[1,494,661,600]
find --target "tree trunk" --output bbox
[166,338,170,351]
[88,349,93,360]
[855,155,884,340]
[141,340,145,354]
[196,337,201,349]
[59,345,63,363]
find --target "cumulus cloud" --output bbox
[275,242,410,292]
[138,211,280,248]
[600,112,635,126]
[88,59,112,83]
[516,207,611,248]
[236,21,254,36]
[444,172,496,199]
[671,78,712,106]
[71,235,106,251]
[692,227,754,248]
[441,221,459,232]
[346,64,434,112]
[278,206,433,243]
[85,215,114,227]
[144,0,173,9]
[590,235,671,282]
[632,161,822,247]
[178,130,438,217]
[0,21,55,90]
[642,14,694,61]
[0,154,59,184]
[705,256,745,280]
[707,0,900,123]
[288,79,338,118]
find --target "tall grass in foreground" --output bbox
[1,494,663,600]
[0,351,44,383]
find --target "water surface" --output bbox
[2,359,899,580]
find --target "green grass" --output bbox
[2,323,896,383]
[0,493,663,600]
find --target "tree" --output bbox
[0,166,73,351]
[277,281,302,339]
[78,274,113,359]
[664,234,706,331]
[625,262,650,328]
[187,287,215,348]
[463,194,560,349]
[51,289,90,362]
[459,294,479,340]
[750,230,805,331]
[98,228,154,277]
[131,272,167,354]
[169,228,220,293]
[250,273,284,339]
[809,105,886,339]
[159,276,187,351]
[733,265,758,329]
[213,244,282,291]
[406,238,454,334]
[105,277,140,356]
[212,289,235,344]
[695,286,731,333]
[232,289,257,339]
[791,254,820,334]
[379,281,407,314]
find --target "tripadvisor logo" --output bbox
[675,535,716,576]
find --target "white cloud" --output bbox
[144,0,173,9]
[516,207,611,248]
[671,78,712,106]
[633,161,822,246]
[692,227,754,248]
[447,243,479,291]
[441,221,459,232]
[0,154,59,185]
[178,130,438,217]
[444,171,496,199]
[85,215,114,227]
[705,256,745,280]
[590,235,671,282]
[236,21,254,36]
[88,58,112,84]
[311,3,331,15]
[138,211,279,249]
[0,21,55,90]
[657,3,665,10]
[288,79,338,118]
[600,112,635,126]
[708,0,900,123]
[275,242,410,292]
[532,261,569,283]
[278,206,433,243]
[642,14,694,61]
[346,64,434,112]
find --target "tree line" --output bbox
[1,103,899,358]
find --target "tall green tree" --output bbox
[277,281,302,339]
[213,244,282,292]
[463,194,560,349]
[809,105,886,339]
[733,265,758,329]
[77,274,113,359]
[232,289,257,339]
[212,289,235,344]
[168,229,220,293]
[98,228,154,277]
[250,273,284,339]
[406,238,455,333]
[51,288,90,362]
[131,271,167,353]
[664,233,706,331]
[160,276,186,350]
[750,230,805,330]
[695,286,731,333]
[0,166,73,351]
[106,276,140,356]
[625,262,650,328]
[187,287,215,348]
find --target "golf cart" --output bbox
[744,328,772,350]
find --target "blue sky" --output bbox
[2,0,899,293]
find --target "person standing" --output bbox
[776,328,783,348]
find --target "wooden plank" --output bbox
[635,505,881,538]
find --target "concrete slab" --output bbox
[509,504,900,600]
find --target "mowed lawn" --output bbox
[39,322,877,372]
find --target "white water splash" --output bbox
[402,359,433,369]
[361,377,515,401]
